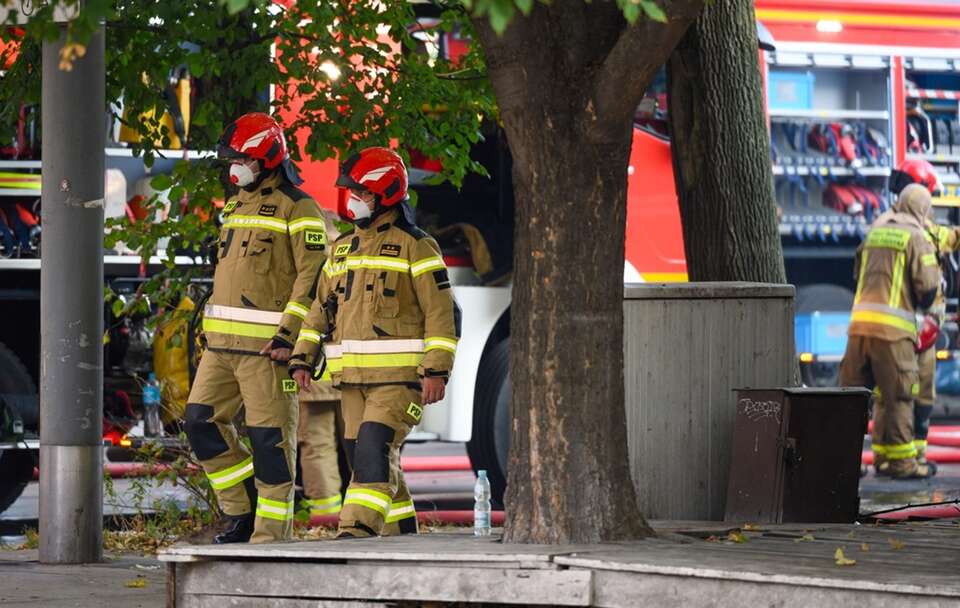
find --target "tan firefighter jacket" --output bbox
[925,218,960,323]
[289,208,459,386]
[849,184,939,342]
[202,172,327,355]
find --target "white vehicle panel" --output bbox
[417,285,510,442]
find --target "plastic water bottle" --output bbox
[143,373,163,438]
[474,470,492,536]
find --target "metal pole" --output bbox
[39,25,105,564]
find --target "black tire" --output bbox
[466,338,510,506]
[795,284,855,314]
[0,449,35,514]
[0,341,38,430]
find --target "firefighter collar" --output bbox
[235,171,282,202]
[356,207,400,235]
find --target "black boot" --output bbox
[213,514,255,544]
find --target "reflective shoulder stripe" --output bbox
[411,256,446,277]
[223,214,289,234]
[424,336,457,353]
[284,301,310,320]
[865,226,911,251]
[289,217,327,235]
[347,256,411,273]
[205,304,283,325]
[203,318,277,339]
[324,261,348,278]
[297,329,322,344]
[889,252,905,309]
[922,253,938,266]
[854,249,869,304]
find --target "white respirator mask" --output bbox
[345,193,372,221]
[229,159,260,188]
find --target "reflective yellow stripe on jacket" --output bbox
[322,338,459,372]
[223,215,289,234]
[203,304,282,340]
[850,303,917,335]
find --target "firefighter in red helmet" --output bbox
[288,147,460,537]
[891,159,960,468]
[182,112,327,543]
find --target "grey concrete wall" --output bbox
[623,282,796,521]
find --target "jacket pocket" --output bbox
[246,232,274,275]
[374,271,400,318]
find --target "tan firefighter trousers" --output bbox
[184,350,299,543]
[840,335,920,475]
[338,384,420,536]
[297,398,343,516]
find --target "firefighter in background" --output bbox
[890,159,960,466]
[297,210,344,519]
[182,113,327,544]
[840,183,940,479]
[288,147,459,538]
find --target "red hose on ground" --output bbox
[306,510,504,528]
[862,446,960,465]
[871,504,960,521]
[33,456,472,480]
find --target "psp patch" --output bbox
[380,243,402,258]
[334,243,351,257]
[406,402,423,423]
[281,379,298,393]
[305,230,326,251]
[222,200,239,215]
[258,204,277,217]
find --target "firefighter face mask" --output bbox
[345,192,373,222]
[229,158,260,188]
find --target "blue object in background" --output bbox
[795,312,850,356]
[768,70,816,110]
[936,357,960,396]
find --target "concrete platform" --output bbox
[159,520,960,607]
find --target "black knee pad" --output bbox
[247,426,292,485]
[915,404,934,440]
[183,403,230,461]
[398,516,418,535]
[353,422,394,484]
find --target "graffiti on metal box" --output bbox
[739,398,782,424]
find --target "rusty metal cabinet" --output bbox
[725,387,871,524]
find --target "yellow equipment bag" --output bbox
[119,67,191,149]
[153,296,195,424]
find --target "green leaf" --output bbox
[639,0,667,22]
[488,1,515,34]
[225,0,249,15]
[150,174,173,191]
[111,299,125,318]
[515,0,534,15]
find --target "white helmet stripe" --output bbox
[360,167,391,183]
[240,129,272,152]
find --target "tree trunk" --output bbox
[667,1,786,283]
[473,1,702,544]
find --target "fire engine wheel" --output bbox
[0,450,35,514]
[466,338,510,507]
[0,341,39,514]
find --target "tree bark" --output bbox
[667,0,786,283]
[473,1,702,544]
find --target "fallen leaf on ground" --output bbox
[860,543,870,552]
[124,578,147,588]
[794,534,815,543]
[742,523,761,531]
[834,547,856,566]
[727,531,747,543]
[888,538,905,551]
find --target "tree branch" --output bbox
[592,1,703,135]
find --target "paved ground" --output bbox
[0,549,166,608]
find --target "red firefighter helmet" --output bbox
[891,159,941,196]
[916,314,940,353]
[336,147,409,207]
[217,112,288,170]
